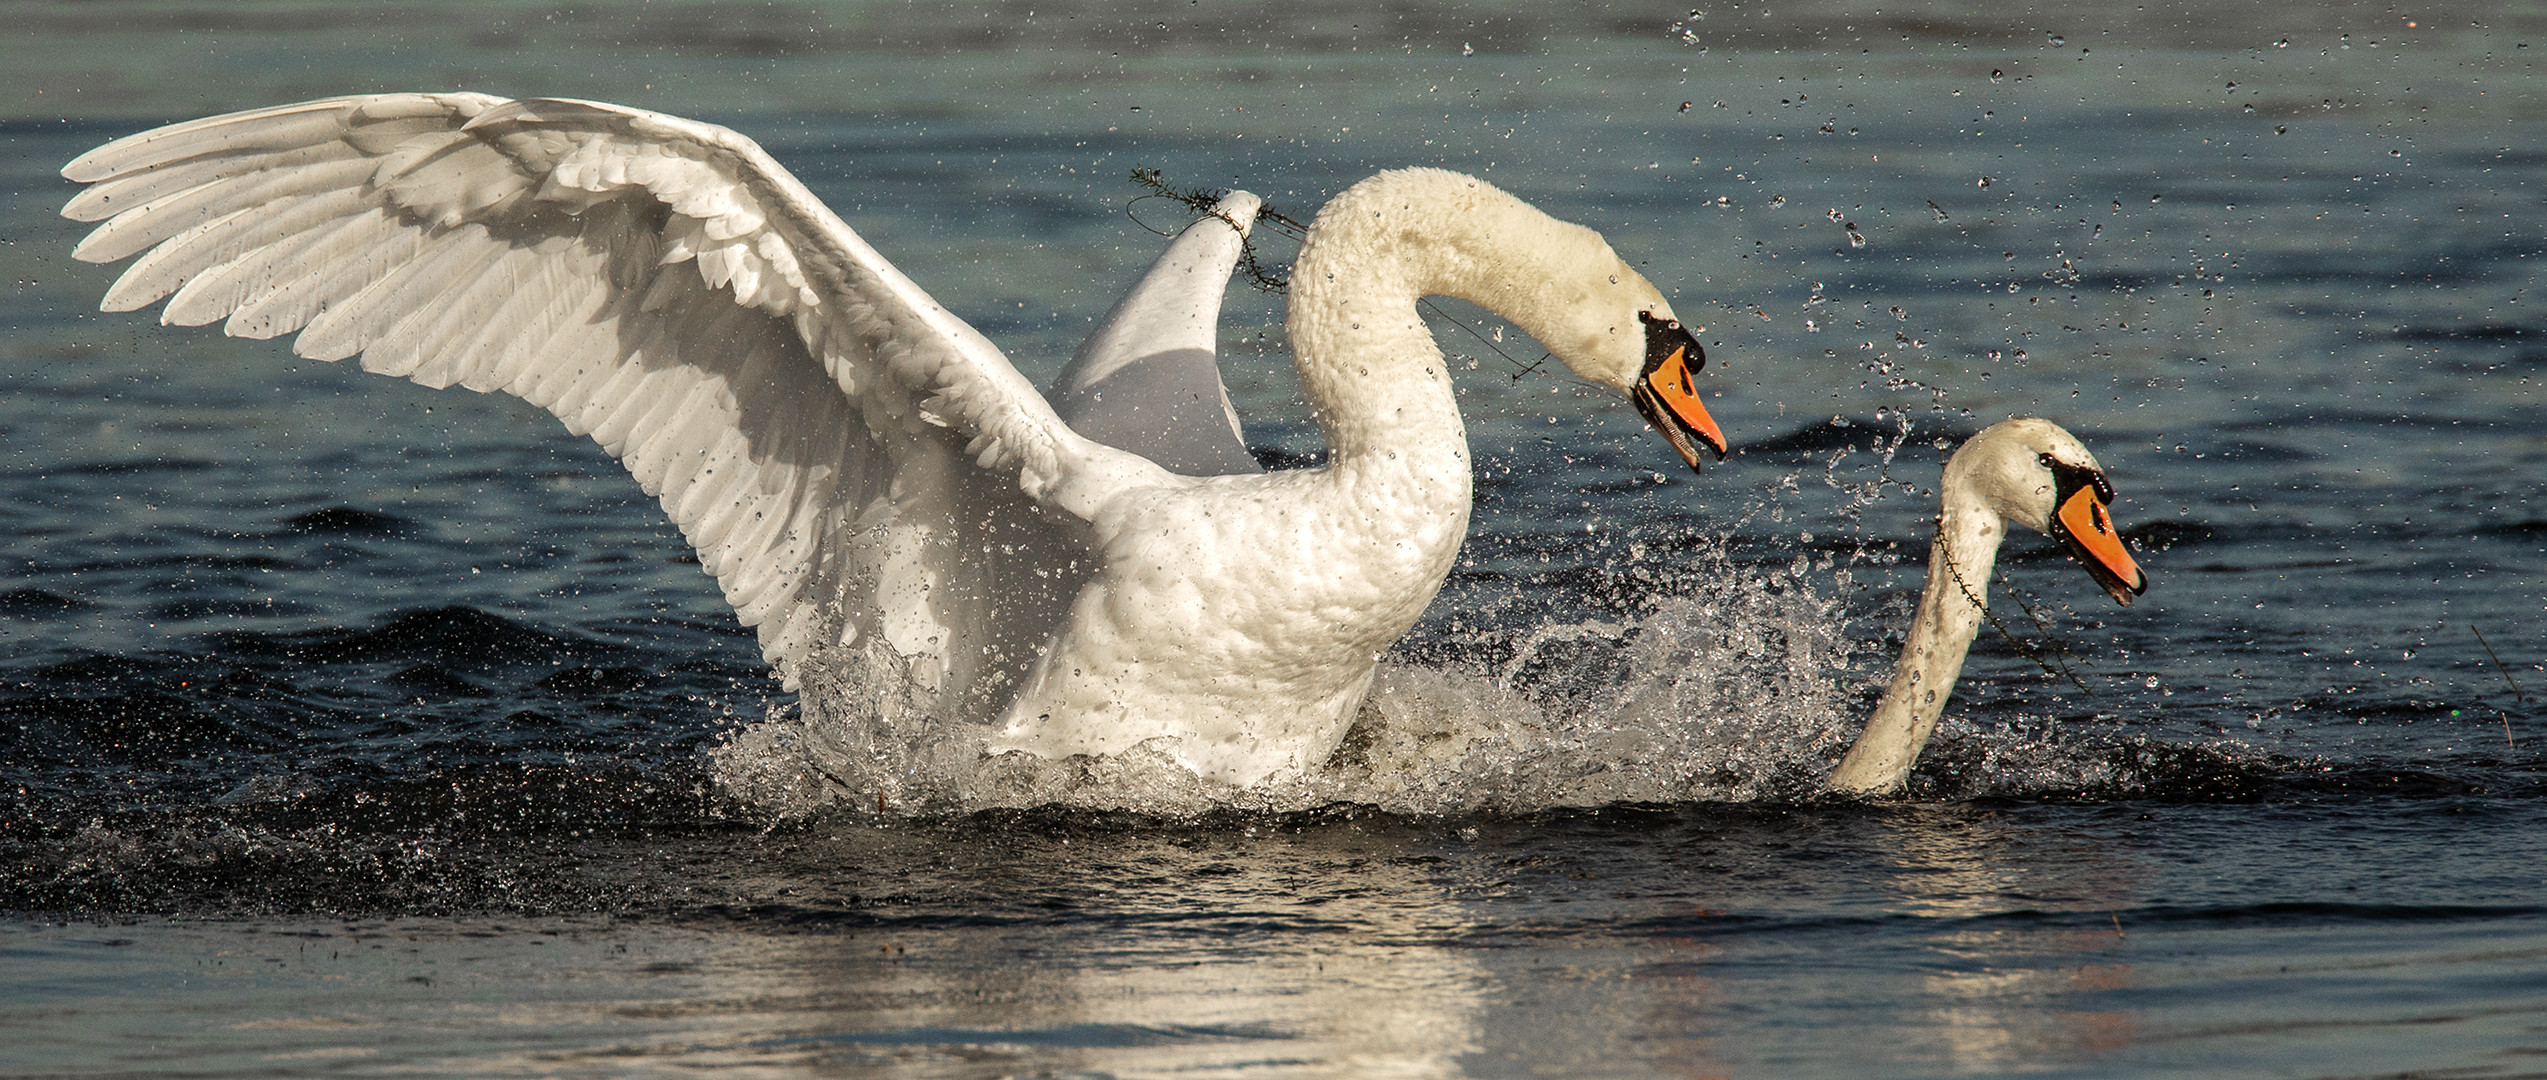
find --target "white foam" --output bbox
[708,532,1895,818]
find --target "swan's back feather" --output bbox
[63,93,1134,697]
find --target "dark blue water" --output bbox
[4,1,2545,1075]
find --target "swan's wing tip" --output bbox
[1212,191,1263,236]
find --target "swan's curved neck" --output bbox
[1287,238,1467,470]
[1236,170,1651,748]
[1287,170,1619,468]
[1826,490,2006,796]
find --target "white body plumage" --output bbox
[63,94,1723,787]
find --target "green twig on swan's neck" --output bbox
[1932,514,2092,694]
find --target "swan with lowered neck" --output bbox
[61,95,1727,789]
[1826,417,2147,797]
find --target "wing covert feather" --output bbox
[63,93,1135,702]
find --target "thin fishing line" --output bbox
[1932,514,2092,693]
[2472,622,2521,748]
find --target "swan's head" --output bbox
[1469,221,1727,472]
[1623,309,1728,472]
[1951,417,2149,606]
[1309,168,1729,472]
[1514,260,1727,474]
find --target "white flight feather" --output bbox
[67,96,1711,789]
[63,92,1152,700]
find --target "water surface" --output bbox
[3,1,2544,1075]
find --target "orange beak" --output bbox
[2053,483,2147,606]
[1632,312,1728,472]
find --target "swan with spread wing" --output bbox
[62,94,1728,788]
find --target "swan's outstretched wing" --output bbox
[1048,193,1264,477]
[63,93,1159,699]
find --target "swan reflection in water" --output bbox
[200,816,2140,1076]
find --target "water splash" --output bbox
[1668,9,1705,46]
[703,430,2263,820]
[709,532,1875,818]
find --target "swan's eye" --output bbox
[2043,455,2119,506]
